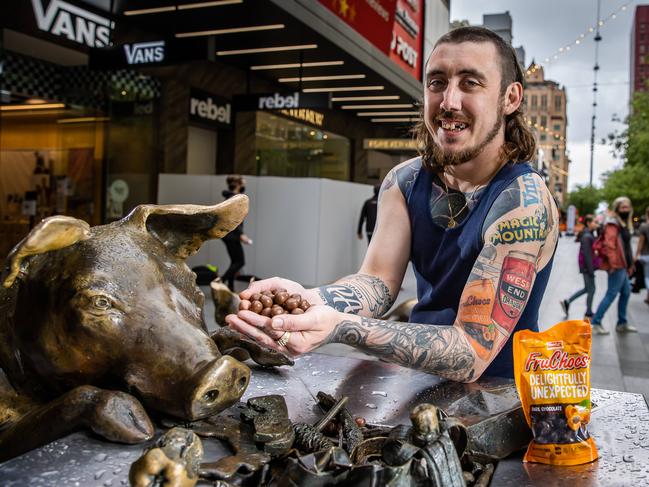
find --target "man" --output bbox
[226,27,559,381]
[357,185,380,243]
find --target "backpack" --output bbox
[578,233,604,271]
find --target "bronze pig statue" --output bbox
[0,196,251,461]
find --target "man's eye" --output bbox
[428,79,444,89]
[93,295,112,310]
[464,79,479,88]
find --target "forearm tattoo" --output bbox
[325,317,476,382]
[317,274,394,317]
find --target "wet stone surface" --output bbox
[0,354,647,486]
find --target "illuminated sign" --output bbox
[279,109,324,127]
[258,92,299,110]
[31,0,113,48]
[363,138,419,150]
[189,89,232,128]
[124,41,165,65]
[234,92,330,111]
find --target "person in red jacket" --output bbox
[591,196,636,334]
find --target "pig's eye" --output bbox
[93,295,112,310]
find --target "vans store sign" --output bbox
[189,89,232,129]
[124,41,165,65]
[31,0,113,48]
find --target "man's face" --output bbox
[423,41,507,167]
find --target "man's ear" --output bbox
[503,82,523,115]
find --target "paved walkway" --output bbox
[205,236,649,399]
[541,236,649,400]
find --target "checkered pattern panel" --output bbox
[1,52,61,100]
[1,51,160,109]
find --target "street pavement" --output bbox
[541,235,649,400]
[205,235,649,400]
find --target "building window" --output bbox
[553,149,560,161]
[540,134,546,142]
[531,116,537,126]
[541,116,547,127]
[554,95,562,111]
[642,45,647,54]
[531,95,538,108]
[541,95,547,108]
[553,123,561,132]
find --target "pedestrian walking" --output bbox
[357,184,379,244]
[560,215,599,320]
[221,175,252,291]
[591,197,637,335]
[635,206,649,305]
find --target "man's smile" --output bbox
[437,118,470,136]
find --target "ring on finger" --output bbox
[276,331,291,347]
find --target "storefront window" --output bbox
[254,111,350,181]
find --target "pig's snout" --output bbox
[187,356,250,420]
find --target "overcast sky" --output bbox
[450,0,635,191]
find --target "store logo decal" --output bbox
[124,41,165,65]
[190,96,231,124]
[31,0,113,48]
[258,92,299,110]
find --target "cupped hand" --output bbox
[238,277,321,305]
[225,305,341,356]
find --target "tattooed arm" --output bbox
[315,158,422,318]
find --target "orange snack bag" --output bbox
[513,320,598,466]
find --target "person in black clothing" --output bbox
[221,175,252,291]
[357,184,380,244]
[561,215,599,319]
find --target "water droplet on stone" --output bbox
[623,455,635,463]
[95,453,108,462]
[95,470,106,479]
[371,391,387,397]
[365,403,377,409]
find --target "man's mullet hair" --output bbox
[414,26,536,170]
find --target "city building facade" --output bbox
[524,63,568,206]
[631,4,649,98]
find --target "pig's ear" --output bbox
[3,216,91,288]
[125,194,249,259]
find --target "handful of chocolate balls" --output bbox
[239,289,311,317]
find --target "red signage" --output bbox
[319,0,396,55]
[389,0,423,80]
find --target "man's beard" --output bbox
[429,104,504,170]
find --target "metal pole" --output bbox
[589,0,602,186]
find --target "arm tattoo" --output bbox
[317,274,394,317]
[325,317,475,382]
[482,178,521,233]
[379,159,421,202]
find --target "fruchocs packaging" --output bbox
[513,320,598,466]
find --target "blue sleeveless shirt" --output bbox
[406,160,554,378]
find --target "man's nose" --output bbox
[440,84,462,112]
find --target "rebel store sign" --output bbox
[189,89,232,129]
[233,92,330,111]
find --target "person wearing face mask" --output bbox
[590,196,637,334]
[221,175,252,291]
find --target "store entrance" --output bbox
[254,111,350,181]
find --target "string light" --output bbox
[526,0,632,75]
